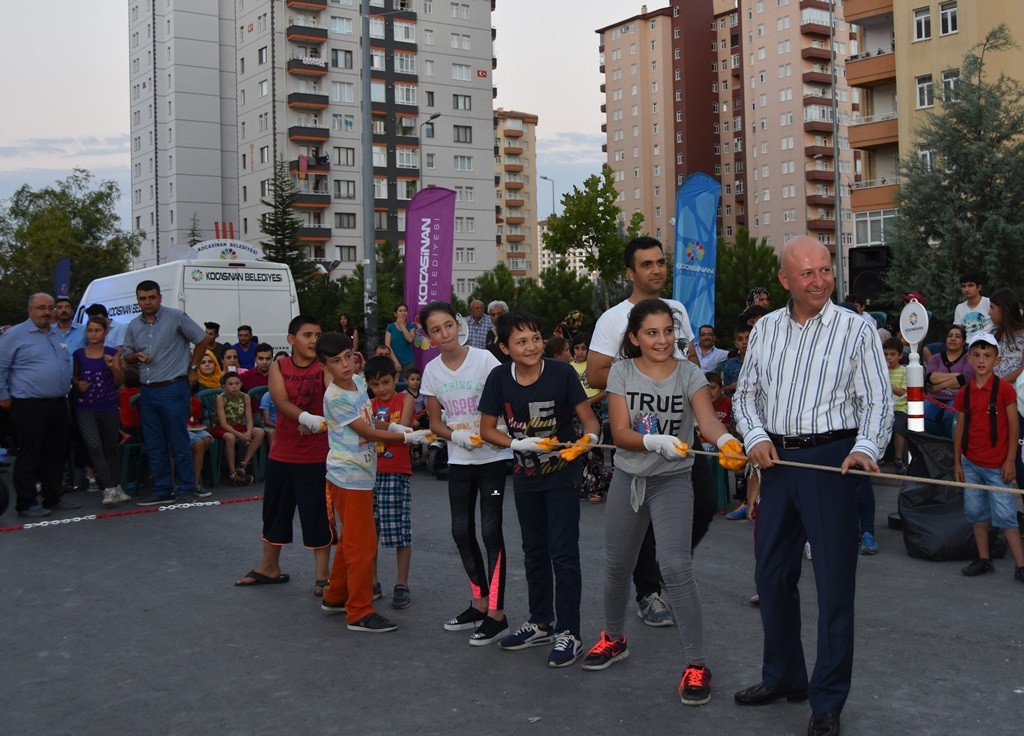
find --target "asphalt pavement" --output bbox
[1,465,1022,736]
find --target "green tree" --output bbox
[542,166,645,311]
[0,169,140,323]
[260,157,315,290]
[521,266,596,336]
[886,24,1024,321]
[714,227,785,341]
[324,241,406,350]
[187,212,202,246]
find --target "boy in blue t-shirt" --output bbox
[478,311,601,668]
[720,324,751,396]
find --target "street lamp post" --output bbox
[539,175,556,217]
[418,112,441,188]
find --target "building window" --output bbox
[395,51,416,74]
[334,147,355,166]
[334,179,356,199]
[332,81,354,103]
[913,7,931,41]
[331,48,353,69]
[916,74,934,108]
[454,217,475,233]
[453,94,471,110]
[939,1,958,35]
[260,146,270,163]
[451,63,470,80]
[453,125,472,143]
[942,69,960,102]
[330,16,352,34]
[453,155,473,171]
[335,213,356,229]
[395,83,417,105]
[258,46,268,64]
[258,79,268,97]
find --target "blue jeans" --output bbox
[140,379,196,497]
[960,456,1018,528]
[923,398,955,438]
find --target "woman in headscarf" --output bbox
[195,350,224,390]
[554,309,585,345]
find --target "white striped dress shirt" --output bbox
[733,299,894,460]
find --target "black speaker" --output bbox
[848,246,891,307]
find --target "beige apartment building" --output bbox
[846,0,1024,248]
[494,108,540,282]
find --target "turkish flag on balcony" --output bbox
[298,154,308,180]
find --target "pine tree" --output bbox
[886,24,1024,321]
[260,157,315,288]
[714,227,785,337]
[187,212,202,246]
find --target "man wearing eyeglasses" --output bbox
[0,293,78,518]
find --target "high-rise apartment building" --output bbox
[845,0,1024,249]
[536,219,592,279]
[129,0,498,293]
[493,108,539,282]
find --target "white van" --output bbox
[74,259,299,354]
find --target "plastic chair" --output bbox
[195,388,225,486]
[247,386,270,481]
[119,393,148,493]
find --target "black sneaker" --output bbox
[443,605,487,631]
[961,558,995,576]
[581,631,629,671]
[679,663,713,706]
[499,621,554,650]
[468,615,509,646]
[346,612,397,633]
[136,493,176,507]
[391,585,411,609]
[1014,566,1024,584]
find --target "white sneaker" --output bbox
[101,488,118,508]
[637,592,674,627]
[804,541,812,560]
[113,486,131,503]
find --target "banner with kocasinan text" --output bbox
[672,173,721,334]
[403,186,456,370]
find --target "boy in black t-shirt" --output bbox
[479,311,601,668]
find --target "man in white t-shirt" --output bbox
[953,270,994,339]
[586,236,713,628]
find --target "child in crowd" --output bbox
[364,355,417,610]
[186,390,213,497]
[581,299,746,706]
[419,301,514,646]
[544,336,571,362]
[316,332,429,632]
[720,324,750,396]
[700,373,733,514]
[260,390,277,448]
[953,332,1024,583]
[479,311,600,668]
[118,367,141,444]
[882,337,909,472]
[405,367,428,428]
[571,334,611,503]
[213,372,266,485]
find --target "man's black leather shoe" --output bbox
[807,711,840,736]
[734,682,809,705]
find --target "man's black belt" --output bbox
[767,428,858,450]
[143,375,187,388]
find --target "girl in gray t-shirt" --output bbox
[580,299,746,706]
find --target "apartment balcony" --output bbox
[805,145,835,157]
[848,112,898,149]
[806,193,835,207]
[803,91,833,106]
[505,181,524,191]
[495,234,503,245]
[601,143,607,153]
[287,91,329,110]
[806,218,836,231]
[504,163,523,173]
[492,56,497,70]
[804,119,834,134]
[735,213,747,225]
[844,0,893,24]
[600,104,607,113]
[296,226,332,242]
[287,57,328,77]
[504,127,522,138]
[800,0,832,11]
[286,0,327,8]
[801,20,831,38]
[805,168,835,182]
[850,177,900,211]
[492,26,497,40]
[505,216,524,225]
[288,125,330,142]
[289,158,330,177]
[492,86,498,99]
[507,234,525,243]
[847,49,896,88]
[803,70,832,85]
[287,25,328,44]
[505,197,525,207]
[802,46,832,62]
[293,191,331,209]
[599,64,605,73]
[601,123,607,133]
[600,84,606,93]
[734,190,745,202]
[504,145,523,156]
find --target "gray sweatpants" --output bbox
[603,469,705,664]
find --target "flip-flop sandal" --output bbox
[235,570,291,586]
[314,579,329,597]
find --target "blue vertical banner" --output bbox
[53,258,71,299]
[672,173,721,333]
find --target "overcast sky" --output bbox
[0,0,635,223]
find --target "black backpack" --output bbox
[961,375,1000,454]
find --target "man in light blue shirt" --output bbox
[123,280,213,505]
[0,293,79,518]
[55,297,86,360]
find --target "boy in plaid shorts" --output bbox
[365,355,417,609]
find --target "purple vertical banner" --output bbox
[403,187,456,370]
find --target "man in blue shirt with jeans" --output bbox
[123,280,213,505]
[0,293,78,518]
